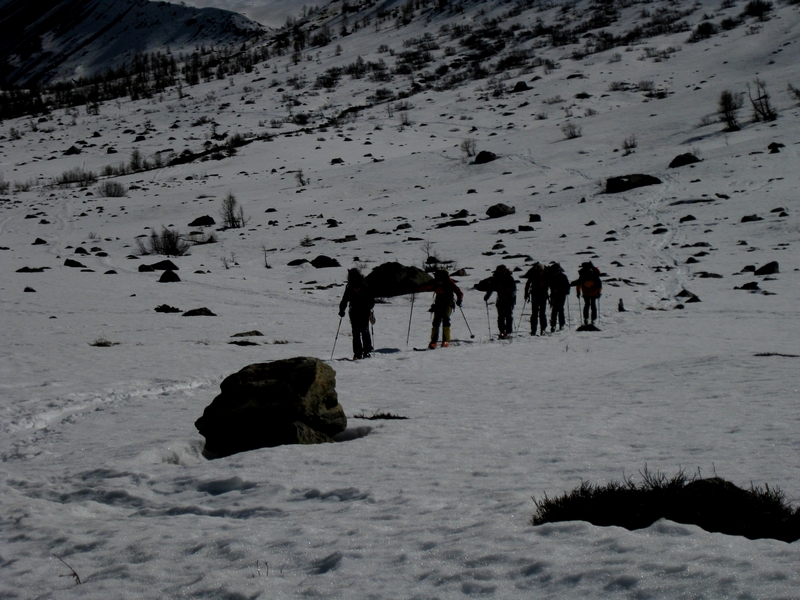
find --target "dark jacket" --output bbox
[483,271,517,304]
[339,282,375,316]
[418,277,464,309]
[547,268,571,301]
[524,270,549,302]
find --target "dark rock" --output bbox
[158,269,181,282]
[138,264,156,272]
[155,304,182,313]
[150,260,179,271]
[451,209,469,218]
[395,222,412,230]
[605,174,662,193]
[194,357,347,456]
[754,261,779,276]
[331,157,344,164]
[512,81,530,92]
[188,215,215,227]
[679,215,696,223]
[183,307,216,316]
[17,266,46,273]
[231,330,264,337]
[652,227,668,234]
[740,214,763,223]
[311,255,341,268]
[737,282,760,291]
[486,203,515,219]
[436,219,469,228]
[529,214,541,222]
[63,145,81,155]
[229,340,260,346]
[326,219,339,228]
[768,142,785,153]
[104,270,117,274]
[24,286,36,292]
[74,247,89,255]
[474,151,498,165]
[64,259,86,268]
[32,238,47,245]
[288,259,309,266]
[518,225,534,232]
[685,294,701,303]
[742,265,756,272]
[668,153,701,168]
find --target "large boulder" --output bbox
[668,153,701,168]
[473,150,497,165]
[754,261,779,276]
[486,203,516,218]
[195,357,347,457]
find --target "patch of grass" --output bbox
[353,410,409,420]
[89,337,119,347]
[532,467,800,542]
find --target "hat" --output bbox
[434,269,449,281]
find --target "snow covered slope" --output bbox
[0,0,799,597]
[0,0,266,86]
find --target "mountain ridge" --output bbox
[0,0,267,87]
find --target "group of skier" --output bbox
[338,261,603,359]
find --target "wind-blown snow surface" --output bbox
[1,0,799,597]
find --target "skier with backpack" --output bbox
[523,262,549,336]
[338,268,375,359]
[575,261,602,325]
[482,264,517,339]
[416,269,464,349]
[546,262,571,332]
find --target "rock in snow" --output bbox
[195,357,347,457]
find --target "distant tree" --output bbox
[718,90,744,130]
[219,191,248,229]
[747,78,777,122]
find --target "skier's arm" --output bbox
[338,287,349,316]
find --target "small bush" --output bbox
[97,181,127,197]
[561,122,582,139]
[622,134,637,155]
[219,192,248,229]
[89,337,119,347]
[136,227,190,256]
[743,0,772,19]
[55,167,97,187]
[689,21,718,42]
[532,468,800,542]
[718,89,744,130]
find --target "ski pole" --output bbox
[566,296,571,330]
[331,315,343,360]
[458,304,475,338]
[406,293,415,346]
[517,297,528,333]
[485,301,492,339]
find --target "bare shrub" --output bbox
[219,191,248,229]
[55,167,97,187]
[561,122,582,140]
[747,78,777,122]
[460,138,476,158]
[136,227,190,256]
[622,134,637,155]
[97,181,127,197]
[718,89,744,130]
[789,83,800,105]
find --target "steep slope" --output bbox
[0,0,266,87]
